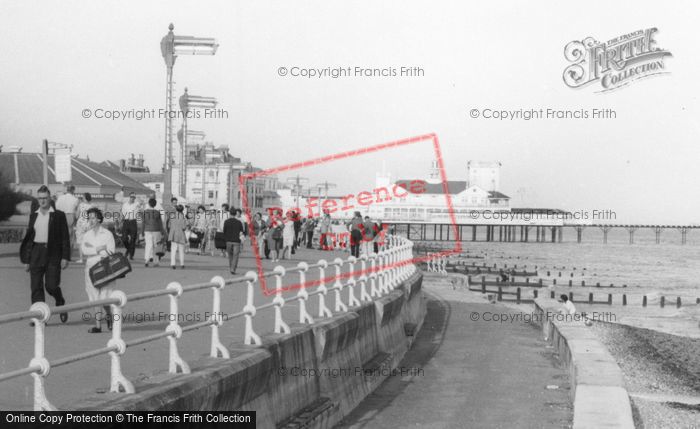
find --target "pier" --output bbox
[388,222,699,244]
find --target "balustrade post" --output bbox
[358,255,371,302]
[332,258,349,312]
[107,291,134,393]
[273,266,291,334]
[28,302,55,411]
[316,260,333,318]
[377,251,390,294]
[243,271,262,345]
[409,241,416,276]
[346,256,360,307]
[296,262,314,323]
[208,276,229,358]
[368,254,379,297]
[165,282,190,374]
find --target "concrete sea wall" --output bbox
[76,271,426,429]
[533,298,634,429]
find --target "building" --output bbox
[0,148,154,218]
[166,142,271,209]
[467,161,501,192]
[102,153,150,173]
[102,155,164,201]
[121,173,165,201]
[366,160,511,223]
[0,149,153,198]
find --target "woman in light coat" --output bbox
[281,211,296,260]
[81,207,116,333]
[168,205,188,269]
[74,193,94,263]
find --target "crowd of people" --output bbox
[21,185,386,333]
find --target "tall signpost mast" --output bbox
[160,23,218,202]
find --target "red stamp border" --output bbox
[240,133,462,295]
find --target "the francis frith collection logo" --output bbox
[563,28,672,92]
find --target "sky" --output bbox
[1,0,699,223]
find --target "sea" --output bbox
[417,228,700,337]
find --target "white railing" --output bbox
[425,253,448,274]
[0,235,415,411]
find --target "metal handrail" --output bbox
[0,234,416,410]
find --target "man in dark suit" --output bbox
[20,185,70,322]
[223,208,245,275]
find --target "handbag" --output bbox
[272,225,283,240]
[89,251,132,289]
[214,232,227,250]
[156,240,166,258]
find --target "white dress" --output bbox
[282,220,295,248]
[81,226,117,301]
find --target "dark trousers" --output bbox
[29,244,65,305]
[306,231,314,248]
[350,230,362,258]
[122,220,138,259]
[227,242,241,274]
[264,239,270,259]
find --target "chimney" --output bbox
[119,159,126,170]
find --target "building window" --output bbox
[208,191,214,198]
[208,171,215,179]
[196,171,201,178]
[155,184,161,191]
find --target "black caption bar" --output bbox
[1,411,256,428]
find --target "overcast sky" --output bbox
[1,0,698,223]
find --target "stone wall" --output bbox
[76,271,427,429]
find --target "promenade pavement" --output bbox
[337,274,573,429]
[0,241,350,410]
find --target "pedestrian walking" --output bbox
[252,212,267,258]
[168,205,187,269]
[267,209,284,261]
[80,208,116,333]
[193,205,208,255]
[19,185,70,323]
[348,211,363,258]
[143,198,164,267]
[223,208,245,274]
[319,212,332,250]
[74,193,94,263]
[282,211,296,260]
[55,184,79,259]
[361,216,376,256]
[120,192,140,260]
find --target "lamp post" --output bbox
[315,181,336,217]
[177,88,217,199]
[160,23,218,203]
[286,175,309,208]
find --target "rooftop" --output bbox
[0,152,152,194]
[395,179,510,199]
